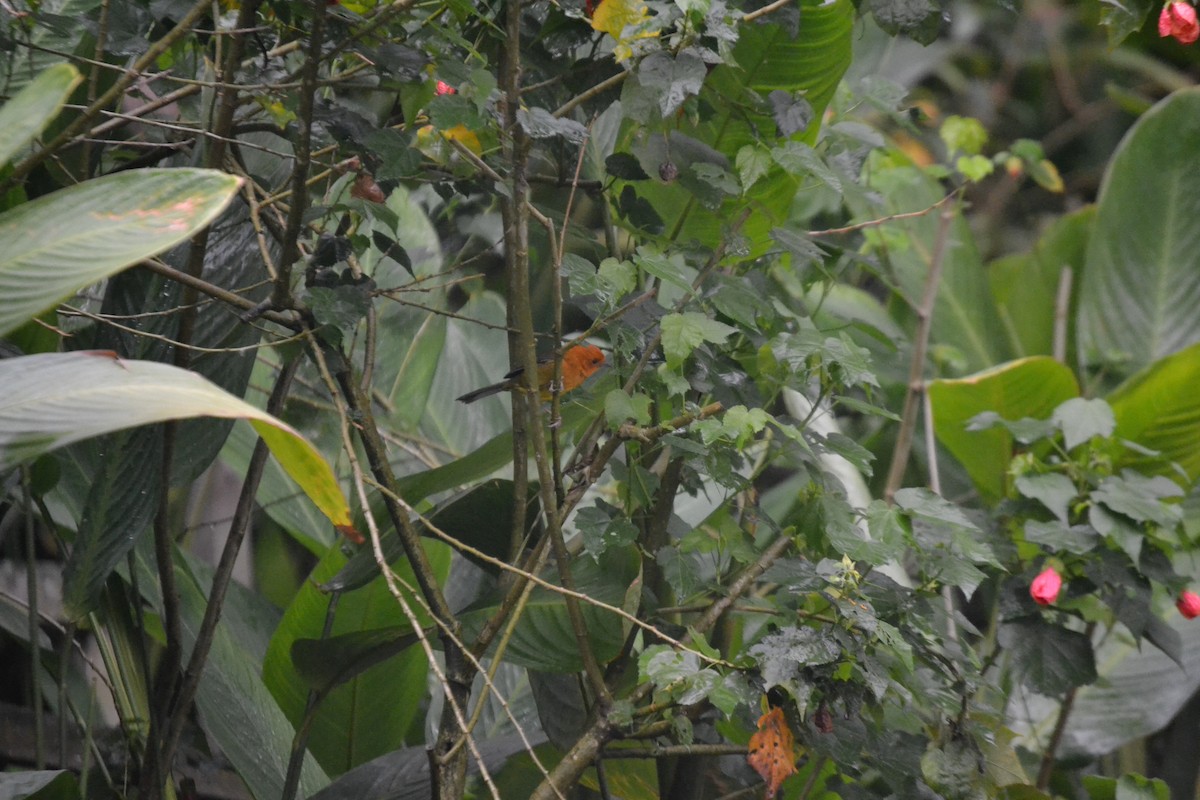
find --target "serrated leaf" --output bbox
[637,49,706,116]
[1004,619,1097,696]
[1052,397,1116,451]
[1014,473,1076,524]
[661,312,735,369]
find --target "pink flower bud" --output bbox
[1159,2,1200,43]
[1177,591,1200,619]
[435,80,457,96]
[1030,567,1062,606]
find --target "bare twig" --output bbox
[883,204,956,503]
[1053,266,1073,364]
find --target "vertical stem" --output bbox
[22,467,44,769]
[159,354,300,773]
[281,593,340,800]
[1036,621,1095,789]
[1052,266,1073,364]
[81,0,110,177]
[274,0,327,308]
[883,205,955,504]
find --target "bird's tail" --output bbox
[456,381,509,404]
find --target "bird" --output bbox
[456,343,606,404]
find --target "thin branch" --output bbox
[808,192,956,238]
[273,0,328,308]
[138,260,300,328]
[4,0,215,188]
[1053,266,1073,364]
[1036,622,1095,788]
[883,203,956,504]
[529,532,794,800]
[160,353,299,778]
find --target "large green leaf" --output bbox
[172,552,329,800]
[989,207,1094,359]
[61,426,162,620]
[1011,614,1200,759]
[262,541,451,776]
[0,168,241,337]
[1077,89,1200,379]
[1108,341,1200,484]
[0,352,352,531]
[857,160,1008,374]
[0,64,81,167]
[928,358,1080,501]
[459,546,643,673]
[0,0,99,95]
[0,770,79,800]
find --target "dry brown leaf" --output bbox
[747,706,797,798]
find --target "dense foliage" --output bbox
[4,1,1200,799]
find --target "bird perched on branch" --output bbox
[456,343,606,404]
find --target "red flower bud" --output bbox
[1177,591,1200,619]
[1030,567,1062,606]
[435,80,456,96]
[1159,2,1200,43]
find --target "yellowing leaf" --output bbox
[0,352,358,540]
[443,124,482,155]
[747,706,797,798]
[591,0,659,61]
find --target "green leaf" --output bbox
[989,207,1093,359]
[263,541,450,775]
[893,487,979,532]
[576,501,640,559]
[1014,473,1076,524]
[61,427,161,620]
[637,50,706,116]
[1097,0,1156,45]
[460,546,642,672]
[939,115,988,156]
[749,626,841,696]
[1052,397,1115,451]
[735,144,772,193]
[1078,89,1200,378]
[1108,341,1200,483]
[1023,520,1099,555]
[634,247,693,292]
[0,770,78,800]
[869,0,944,44]
[1115,774,1171,800]
[0,64,81,167]
[1091,471,1182,527]
[0,168,241,337]
[0,353,353,532]
[929,357,1080,501]
[1004,619,1097,696]
[169,552,330,800]
[661,312,735,369]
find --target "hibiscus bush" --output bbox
[3,0,1200,799]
